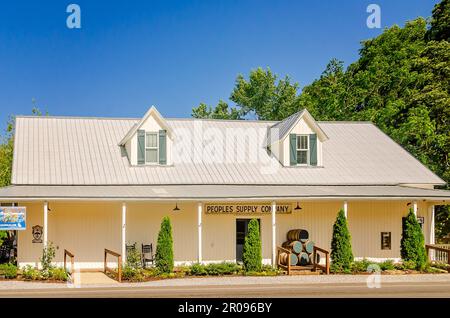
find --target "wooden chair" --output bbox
[141,243,155,268]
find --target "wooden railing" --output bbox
[104,249,122,282]
[426,244,450,270]
[277,246,293,275]
[276,245,330,275]
[312,246,330,275]
[63,249,75,283]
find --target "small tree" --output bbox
[330,209,353,272]
[401,209,427,270]
[242,219,262,272]
[40,242,55,272]
[155,216,174,273]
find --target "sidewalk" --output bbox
[0,273,449,290]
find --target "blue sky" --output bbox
[0,0,439,133]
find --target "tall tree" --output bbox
[426,0,450,41]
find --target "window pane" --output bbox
[297,135,308,150]
[146,133,157,148]
[146,149,158,163]
[297,150,307,164]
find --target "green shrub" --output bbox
[21,265,42,280]
[188,262,242,276]
[351,259,372,273]
[126,245,142,270]
[122,265,144,282]
[0,263,18,279]
[395,259,417,271]
[400,209,427,270]
[49,267,68,281]
[330,209,353,273]
[155,217,174,273]
[242,219,262,272]
[379,259,395,271]
[40,242,56,272]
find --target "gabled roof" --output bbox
[266,109,328,146]
[10,116,445,186]
[118,106,173,146]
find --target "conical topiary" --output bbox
[400,208,427,270]
[242,219,262,272]
[155,216,174,273]
[330,209,353,272]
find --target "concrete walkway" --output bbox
[0,273,449,290]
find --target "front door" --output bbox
[236,219,260,262]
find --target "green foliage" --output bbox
[21,265,42,280]
[122,265,144,282]
[427,0,450,41]
[155,216,174,273]
[242,219,262,272]
[350,259,372,273]
[330,209,353,272]
[40,242,56,272]
[48,267,68,281]
[188,262,241,276]
[192,100,241,120]
[126,245,142,270]
[401,209,427,270]
[379,259,395,271]
[0,263,18,279]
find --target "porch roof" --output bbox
[0,185,449,202]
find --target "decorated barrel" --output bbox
[297,252,309,266]
[303,240,315,254]
[280,252,298,266]
[286,229,309,242]
[310,253,320,264]
[282,241,303,254]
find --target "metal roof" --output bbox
[11,115,444,186]
[0,185,449,201]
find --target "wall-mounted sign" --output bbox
[0,207,26,230]
[204,203,292,214]
[32,225,43,243]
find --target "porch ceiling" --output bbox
[0,185,449,202]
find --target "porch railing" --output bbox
[312,246,330,275]
[104,249,122,282]
[426,244,450,271]
[63,249,75,283]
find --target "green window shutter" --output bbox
[289,134,297,166]
[309,133,317,166]
[159,130,167,165]
[137,130,145,165]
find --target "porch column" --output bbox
[121,202,127,265]
[343,200,348,218]
[271,201,276,266]
[430,205,435,245]
[43,201,48,248]
[197,202,202,263]
[413,201,418,216]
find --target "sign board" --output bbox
[0,207,26,230]
[204,203,292,215]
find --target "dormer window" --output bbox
[296,135,309,165]
[145,132,159,163]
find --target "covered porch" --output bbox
[0,185,449,270]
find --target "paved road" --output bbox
[1,281,450,298]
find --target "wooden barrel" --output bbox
[280,252,298,266]
[298,252,309,266]
[303,240,315,254]
[310,253,320,264]
[282,241,302,254]
[286,229,309,242]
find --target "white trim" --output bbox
[430,205,435,244]
[343,200,348,218]
[43,201,48,247]
[413,201,418,216]
[271,201,276,266]
[198,202,202,263]
[121,202,126,264]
